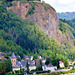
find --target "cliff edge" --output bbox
[7,1,74,45]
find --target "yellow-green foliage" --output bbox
[59,20,74,39]
[42,1,55,11]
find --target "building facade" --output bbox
[11,52,16,67]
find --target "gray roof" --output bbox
[28,60,35,66]
[13,64,20,68]
[47,63,53,67]
[11,52,16,58]
[21,60,27,67]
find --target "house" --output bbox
[13,61,22,71]
[59,61,64,68]
[21,60,27,70]
[38,56,42,59]
[10,52,17,67]
[29,56,33,61]
[21,59,36,71]
[13,65,20,71]
[68,60,73,65]
[25,56,29,60]
[29,60,36,71]
[42,63,57,72]
[41,59,46,64]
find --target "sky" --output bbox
[43,0,75,12]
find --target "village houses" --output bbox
[9,52,58,72]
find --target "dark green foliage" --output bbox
[73,40,75,46]
[59,19,74,40]
[45,57,52,65]
[5,59,12,72]
[6,72,24,75]
[52,59,59,68]
[0,59,12,75]
[36,60,42,71]
[26,60,29,73]
[26,5,28,8]
[59,19,75,38]
[36,70,50,74]
[26,8,34,16]
[17,57,21,61]
[0,61,6,75]
[26,2,35,16]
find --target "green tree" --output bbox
[36,60,42,71]
[0,61,6,75]
[45,57,52,66]
[64,60,69,67]
[5,59,12,72]
[26,60,29,73]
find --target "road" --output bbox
[54,67,73,72]
[60,73,75,75]
[54,69,70,72]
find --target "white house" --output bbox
[13,65,20,71]
[59,61,64,68]
[25,56,29,60]
[68,60,73,65]
[38,56,42,60]
[29,60,36,71]
[29,56,33,61]
[29,66,36,71]
[42,63,57,72]
[42,59,46,64]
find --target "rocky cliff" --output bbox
[7,1,74,45]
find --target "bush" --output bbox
[42,1,55,11]
[36,70,50,74]
[29,71,33,74]
[26,2,35,16]
[26,5,28,8]
[26,8,34,16]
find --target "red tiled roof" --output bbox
[59,61,63,63]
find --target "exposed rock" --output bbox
[7,1,74,45]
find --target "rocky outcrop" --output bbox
[7,1,74,45]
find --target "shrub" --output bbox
[42,1,55,11]
[26,5,28,8]
[26,8,34,16]
[36,70,50,74]
[26,2,35,16]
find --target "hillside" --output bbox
[59,19,75,38]
[7,1,73,45]
[57,12,75,20]
[0,0,75,61]
[59,19,75,46]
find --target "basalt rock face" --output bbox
[7,1,74,45]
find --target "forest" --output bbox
[0,0,75,66]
